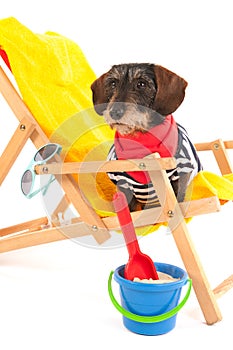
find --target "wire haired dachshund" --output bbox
[91,63,202,211]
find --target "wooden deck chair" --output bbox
[1,47,233,327]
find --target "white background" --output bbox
[0,1,233,349]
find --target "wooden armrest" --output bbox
[35,156,177,175]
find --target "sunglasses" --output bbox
[21,143,62,199]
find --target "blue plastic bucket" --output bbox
[108,262,192,336]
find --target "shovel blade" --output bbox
[124,252,159,281]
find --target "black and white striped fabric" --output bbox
[107,123,202,206]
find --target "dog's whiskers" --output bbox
[103,101,153,134]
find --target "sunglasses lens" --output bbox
[21,170,33,195]
[34,144,57,162]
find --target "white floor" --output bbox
[0,201,232,350]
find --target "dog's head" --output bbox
[91,63,187,135]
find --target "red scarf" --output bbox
[114,115,178,184]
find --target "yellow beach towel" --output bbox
[0,17,96,136]
[186,171,233,204]
[0,17,116,214]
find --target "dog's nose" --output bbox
[109,103,125,120]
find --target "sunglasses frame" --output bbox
[21,143,62,199]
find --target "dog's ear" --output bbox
[91,73,108,115]
[153,65,188,115]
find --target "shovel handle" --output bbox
[113,192,139,247]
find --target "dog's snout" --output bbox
[109,103,125,120]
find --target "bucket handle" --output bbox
[108,271,192,323]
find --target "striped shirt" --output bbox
[107,123,202,206]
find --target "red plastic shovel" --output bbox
[113,192,159,281]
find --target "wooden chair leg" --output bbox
[60,174,111,244]
[0,217,49,237]
[51,194,71,223]
[195,139,233,175]
[149,169,222,325]
[169,215,222,324]
[0,221,93,254]
[211,139,233,175]
[0,117,36,185]
[213,275,233,298]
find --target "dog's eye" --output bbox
[137,80,146,89]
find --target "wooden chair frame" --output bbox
[0,64,233,326]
